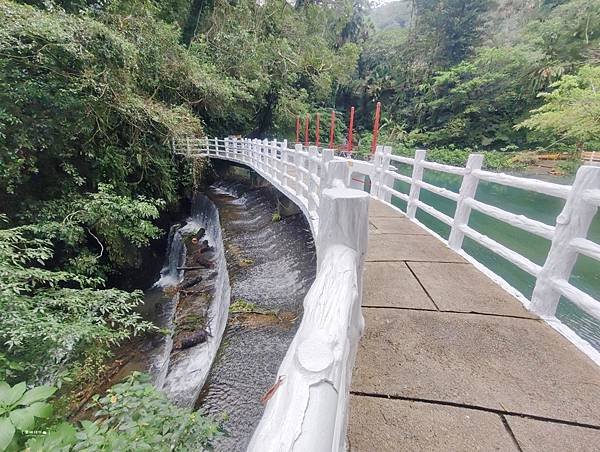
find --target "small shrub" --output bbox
[272,212,281,222]
[25,373,222,451]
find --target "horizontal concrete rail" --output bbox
[176,136,600,367]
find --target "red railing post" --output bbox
[296,116,300,144]
[347,106,355,153]
[329,110,335,149]
[315,112,320,147]
[304,113,310,147]
[370,101,381,154]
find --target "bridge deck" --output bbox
[347,200,600,451]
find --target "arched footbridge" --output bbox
[176,137,600,451]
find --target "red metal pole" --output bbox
[347,106,355,153]
[295,116,300,144]
[329,110,335,148]
[371,101,381,154]
[315,113,320,147]
[304,113,309,147]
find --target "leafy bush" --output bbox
[0,381,56,451]
[393,144,527,171]
[0,215,155,385]
[5,374,223,451]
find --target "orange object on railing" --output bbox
[304,113,309,147]
[347,107,354,154]
[329,110,335,148]
[371,102,381,154]
[295,116,300,144]
[315,113,320,147]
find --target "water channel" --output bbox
[195,179,316,451]
[126,167,315,450]
[388,164,600,351]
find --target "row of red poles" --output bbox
[295,102,381,154]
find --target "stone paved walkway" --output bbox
[347,200,600,451]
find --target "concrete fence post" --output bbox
[281,139,288,178]
[380,146,393,203]
[231,137,237,159]
[407,149,426,219]
[262,138,269,172]
[253,139,259,166]
[295,144,303,197]
[282,144,290,189]
[448,153,484,251]
[320,149,335,200]
[270,139,278,177]
[530,166,600,317]
[370,145,382,198]
[308,146,318,212]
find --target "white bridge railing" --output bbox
[176,136,600,449]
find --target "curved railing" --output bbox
[176,136,370,451]
[176,136,600,450]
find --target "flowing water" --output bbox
[195,180,316,451]
[147,194,230,406]
[387,165,600,350]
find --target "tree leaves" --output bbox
[17,386,57,407]
[0,418,15,451]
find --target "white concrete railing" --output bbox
[176,136,600,368]
[175,136,369,451]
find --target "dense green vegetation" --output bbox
[0,0,597,448]
[355,0,600,162]
[1,373,221,450]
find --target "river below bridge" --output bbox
[195,180,316,450]
[387,165,600,351]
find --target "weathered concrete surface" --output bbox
[348,199,600,449]
[370,216,429,235]
[348,395,517,452]
[506,416,600,452]
[367,234,466,263]
[352,308,600,425]
[407,261,536,317]
[363,262,435,310]
[369,200,400,218]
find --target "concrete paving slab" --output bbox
[348,395,517,452]
[367,234,466,263]
[407,262,536,318]
[352,309,600,426]
[369,200,400,218]
[363,262,436,309]
[506,416,600,452]
[369,217,429,235]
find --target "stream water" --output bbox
[387,165,600,351]
[146,194,230,407]
[195,180,316,451]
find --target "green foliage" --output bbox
[18,373,221,451]
[414,46,540,148]
[517,65,600,151]
[198,0,362,137]
[78,372,221,450]
[0,0,235,213]
[394,145,527,171]
[0,217,155,385]
[271,212,281,222]
[0,381,56,451]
